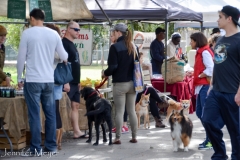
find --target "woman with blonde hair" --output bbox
[102,23,138,144]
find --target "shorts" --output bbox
[54,85,63,100]
[67,83,80,103]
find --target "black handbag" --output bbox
[54,62,73,85]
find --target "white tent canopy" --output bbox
[171,0,240,28]
[0,0,93,21]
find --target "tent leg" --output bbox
[164,17,168,93]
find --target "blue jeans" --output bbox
[24,82,56,152]
[196,85,210,143]
[202,90,239,160]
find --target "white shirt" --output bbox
[167,40,178,58]
[17,26,68,83]
[194,49,214,95]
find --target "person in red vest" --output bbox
[190,32,214,150]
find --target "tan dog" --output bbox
[166,99,191,122]
[135,93,150,129]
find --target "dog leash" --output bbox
[147,86,177,102]
[95,77,108,95]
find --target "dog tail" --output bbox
[85,107,105,116]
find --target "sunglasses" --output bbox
[0,34,6,37]
[70,28,80,32]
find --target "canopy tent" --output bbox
[85,0,203,92]
[0,0,93,21]
[170,0,240,29]
[85,0,202,22]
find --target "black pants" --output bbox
[56,100,62,129]
[124,87,164,121]
[136,87,164,119]
[202,90,239,160]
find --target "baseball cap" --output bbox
[221,5,240,27]
[210,28,220,35]
[171,32,181,39]
[110,23,128,32]
[155,27,165,35]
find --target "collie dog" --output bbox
[135,93,150,129]
[169,110,193,152]
[166,99,191,122]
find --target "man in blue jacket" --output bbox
[150,27,165,75]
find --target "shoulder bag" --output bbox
[54,62,73,85]
[132,43,144,92]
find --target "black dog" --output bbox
[81,87,112,146]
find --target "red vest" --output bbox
[193,45,214,86]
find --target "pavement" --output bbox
[0,114,231,160]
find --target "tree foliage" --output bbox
[0,17,25,51]
[0,17,175,52]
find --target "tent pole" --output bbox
[164,16,168,93]
[200,21,203,32]
[95,0,112,26]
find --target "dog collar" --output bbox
[88,91,98,98]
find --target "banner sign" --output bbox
[133,31,155,62]
[133,31,155,51]
[61,28,93,66]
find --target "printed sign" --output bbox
[133,31,155,63]
[133,31,155,51]
[61,28,93,66]
[7,0,26,19]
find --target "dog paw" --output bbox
[103,139,108,142]
[86,139,91,143]
[184,147,188,152]
[93,142,99,146]
[173,148,178,152]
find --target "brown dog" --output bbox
[166,99,191,122]
[135,93,150,129]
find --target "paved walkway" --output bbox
[1,114,231,160]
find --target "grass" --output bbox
[3,65,108,85]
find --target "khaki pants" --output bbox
[113,81,137,140]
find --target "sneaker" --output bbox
[198,142,213,150]
[121,126,129,134]
[112,127,116,133]
[21,148,42,157]
[42,148,58,157]
[198,139,208,147]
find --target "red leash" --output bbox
[95,77,108,95]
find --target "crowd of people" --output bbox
[0,4,239,160]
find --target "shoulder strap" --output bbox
[132,42,139,60]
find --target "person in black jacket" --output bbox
[150,27,165,75]
[102,23,138,144]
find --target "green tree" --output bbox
[0,17,25,51]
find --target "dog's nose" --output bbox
[174,118,177,121]
[148,101,150,104]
